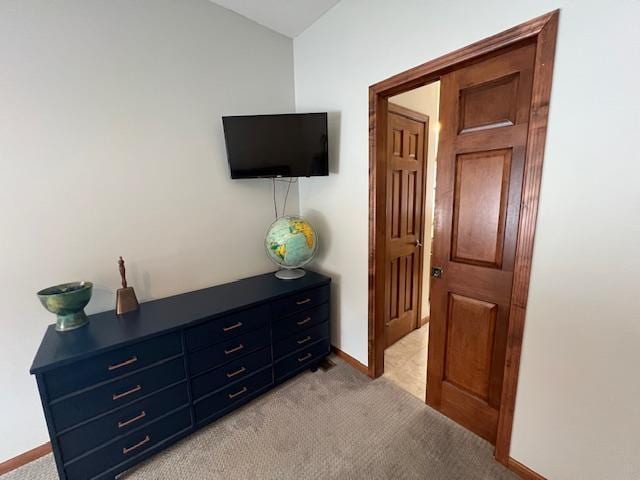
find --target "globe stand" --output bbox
[275,268,306,280]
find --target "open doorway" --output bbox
[382,82,440,402]
[367,11,558,465]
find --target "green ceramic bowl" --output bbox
[37,281,93,331]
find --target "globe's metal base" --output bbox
[275,269,306,280]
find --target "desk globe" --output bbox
[265,215,318,280]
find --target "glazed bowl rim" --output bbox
[37,281,93,298]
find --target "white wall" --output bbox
[0,0,295,462]
[294,1,640,479]
[389,83,440,319]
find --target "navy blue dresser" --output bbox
[30,271,331,480]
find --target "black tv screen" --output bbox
[222,113,328,179]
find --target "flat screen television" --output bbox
[222,113,328,179]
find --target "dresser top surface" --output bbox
[31,270,330,374]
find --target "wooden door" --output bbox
[384,104,428,348]
[426,43,535,442]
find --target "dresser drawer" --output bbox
[188,325,270,376]
[191,347,271,401]
[64,407,191,480]
[185,304,271,353]
[272,285,330,319]
[274,321,330,360]
[58,382,189,462]
[272,303,329,342]
[274,339,330,381]
[194,368,272,423]
[51,357,185,432]
[45,332,182,400]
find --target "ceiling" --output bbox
[209,0,340,38]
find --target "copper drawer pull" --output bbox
[123,435,150,455]
[298,353,313,363]
[297,317,311,326]
[224,344,244,355]
[108,356,138,371]
[113,384,142,401]
[228,386,247,399]
[297,336,312,345]
[226,366,247,378]
[296,298,311,305]
[118,410,146,429]
[223,321,243,332]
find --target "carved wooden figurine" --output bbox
[116,256,139,315]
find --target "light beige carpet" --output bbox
[3,357,517,480]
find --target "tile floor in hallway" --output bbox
[383,323,429,401]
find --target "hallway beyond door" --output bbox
[383,324,428,401]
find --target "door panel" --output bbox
[391,169,402,238]
[444,294,497,400]
[458,73,519,133]
[407,171,417,235]
[385,104,428,348]
[452,148,512,268]
[427,43,535,443]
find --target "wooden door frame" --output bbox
[367,10,559,464]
